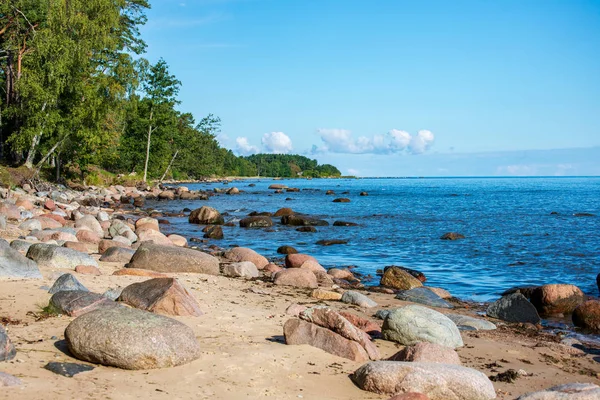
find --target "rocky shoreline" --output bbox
[1,180,600,399]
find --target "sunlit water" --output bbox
[149,177,600,303]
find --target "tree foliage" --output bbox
[0,0,341,181]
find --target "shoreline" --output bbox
[1,180,599,399]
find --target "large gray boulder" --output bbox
[48,290,120,317]
[26,243,98,269]
[65,307,201,370]
[0,238,42,279]
[516,383,600,399]
[341,291,378,308]
[382,305,463,348]
[351,361,496,399]
[486,292,541,324]
[396,287,453,308]
[127,242,219,275]
[447,314,497,331]
[48,273,88,294]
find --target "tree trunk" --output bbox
[158,149,179,184]
[34,132,70,176]
[24,102,47,168]
[143,108,153,182]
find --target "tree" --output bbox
[138,58,180,182]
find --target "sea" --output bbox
[151,177,600,303]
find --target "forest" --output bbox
[0,0,340,183]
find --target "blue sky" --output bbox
[140,0,600,176]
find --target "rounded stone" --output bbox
[65,307,201,370]
[382,305,463,348]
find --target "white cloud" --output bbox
[314,128,435,155]
[408,130,435,154]
[261,132,293,154]
[235,137,259,155]
[347,168,360,176]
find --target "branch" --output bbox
[12,7,36,35]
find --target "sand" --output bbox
[1,252,599,400]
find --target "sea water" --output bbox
[152,177,600,302]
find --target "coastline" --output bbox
[1,179,599,399]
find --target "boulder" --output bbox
[388,342,461,365]
[283,318,369,362]
[285,253,318,268]
[158,190,175,200]
[75,215,104,237]
[339,311,382,336]
[351,361,496,399]
[517,383,600,400]
[137,228,172,246]
[299,260,327,274]
[189,206,224,225]
[118,278,203,317]
[0,238,42,279]
[0,203,21,220]
[280,214,329,226]
[223,247,268,269]
[486,293,541,324]
[427,287,452,299]
[48,273,89,294]
[273,268,318,289]
[299,307,379,360]
[296,226,317,233]
[333,220,358,226]
[75,265,101,275]
[311,289,343,300]
[332,198,350,203]
[382,305,463,348]
[98,239,130,254]
[385,266,427,283]
[222,261,259,279]
[48,290,120,317]
[19,219,42,231]
[9,239,34,254]
[226,187,240,195]
[273,207,294,217]
[35,216,63,229]
[381,266,423,290]
[263,263,283,275]
[0,325,16,361]
[440,232,465,240]
[572,300,600,332]
[396,287,453,308]
[316,239,348,246]
[203,225,223,239]
[446,314,496,331]
[100,246,135,263]
[127,242,219,275]
[65,307,201,370]
[268,184,287,190]
[167,234,187,247]
[277,245,298,255]
[26,243,98,269]
[328,268,355,280]
[341,291,378,308]
[108,220,137,242]
[239,216,273,228]
[529,284,585,315]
